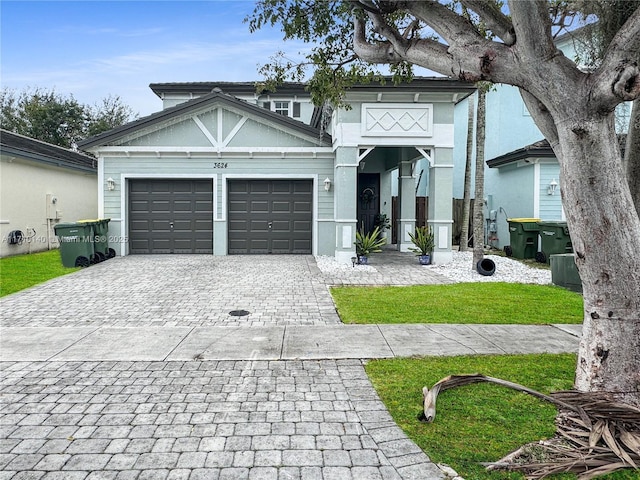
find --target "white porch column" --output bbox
[397,160,416,252]
[427,148,454,264]
[334,146,358,264]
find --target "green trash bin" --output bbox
[505,218,540,259]
[79,218,114,260]
[537,221,573,264]
[54,222,95,268]
[550,253,582,293]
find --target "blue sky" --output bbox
[1,1,306,116]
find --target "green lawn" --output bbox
[0,249,78,297]
[366,354,637,480]
[331,283,583,324]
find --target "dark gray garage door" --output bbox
[129,179,213,254]
[228,179,312,254]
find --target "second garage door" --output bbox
[228,179,313,254]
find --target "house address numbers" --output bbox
[213,162,228,169]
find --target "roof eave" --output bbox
[486,147,556,168]
[78,92,330,150]
[1,146,97,173]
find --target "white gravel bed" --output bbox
[316,251,552,284]
[315,255,376,273]
[424,251,552,284]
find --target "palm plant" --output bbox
[408,225,435,256]
[355,224,386,258]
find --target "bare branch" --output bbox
[460,0,516,45]
[520,89,559,148]
[406,0,485,47]
[604,4,640,63]
[509,0,556,59]
[353,16,403,63]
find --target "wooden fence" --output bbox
[391,197,474,246]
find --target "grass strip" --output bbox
[366,354,636,479]
[0,249,78,297]
[331,283,583,324]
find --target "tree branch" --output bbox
[520,89,559,148]
[460,0,516,45]
[405,0,485,48]
[509,0,556,59]
[353,16,404,63]
[593,7,640,105]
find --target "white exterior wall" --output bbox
[0,157,97,257]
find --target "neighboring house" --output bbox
[452,27,631,250]
[0,129,98,257]
[78,78,474,264]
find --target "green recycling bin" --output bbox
[505,218,540,259]
[79,218,114,261]
[54,222,95,268]
[537,221,573,264]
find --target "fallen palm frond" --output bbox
[421,374,640,479]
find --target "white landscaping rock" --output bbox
[426,251,552,285]
[315,251,552,285]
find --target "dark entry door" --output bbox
[228,179,313,254]
[357,173,380,234]
[129,179,213,254]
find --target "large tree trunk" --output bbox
[552,115,640,407]
[459,94,475,252]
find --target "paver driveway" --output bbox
[0,254,460,479]
[1,256,342,328]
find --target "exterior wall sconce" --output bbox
[323,177,331,191]
[106,177,116,191]
[547,178,558,196]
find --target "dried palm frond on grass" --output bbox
[421,374,640,479]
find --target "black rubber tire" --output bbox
[504,245,513,257]
[535,251,546,263]
[94,252,105,263]
[477,258,496,276]
[107,248,116,259]
[75,256,90,268]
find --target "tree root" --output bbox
[421,374,640,479]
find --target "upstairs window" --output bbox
[274,101,289,116]
[262,101,302,119]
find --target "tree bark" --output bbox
[624,99,640,215]
[459,94,475,252]
[472,88,486,267]
[549,113,640,406]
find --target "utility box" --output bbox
[46,194,62,219]
[538,221,573,264]
[550,253,582,293]
[505,218,540,259]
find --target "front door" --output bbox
[357,173,380,234]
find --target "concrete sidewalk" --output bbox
[0,324,581,362]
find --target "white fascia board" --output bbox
[96,146,334,157]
